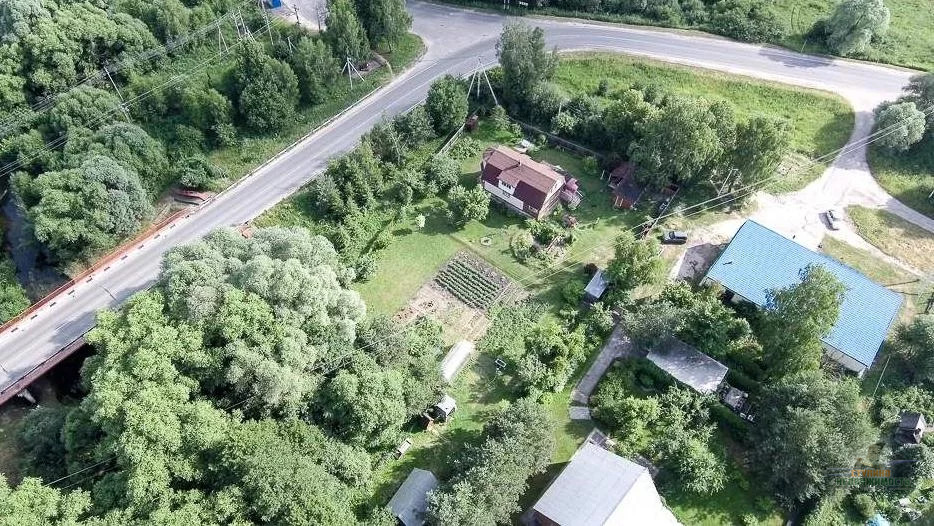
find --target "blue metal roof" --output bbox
[705,220,902,368]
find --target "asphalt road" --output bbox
[0,1,919,396]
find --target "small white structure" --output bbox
[441,340,475,383]
[531,442,680,525]
[388,468,439,526]
[429,394,457,423]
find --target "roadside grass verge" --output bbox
[0,256,29,324]
[208,33,425,183]
[847,205,934,274]
[436,0,934,70]
[553,54,854,192]
[868,140,934,221]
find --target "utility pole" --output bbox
[342,57,363,88]
[292,3,301,25]
[217,25,229,52]
[103,66,130,119]
[286,35,294,54]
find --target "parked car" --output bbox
[662,230,688,245]
[825,209,842,230]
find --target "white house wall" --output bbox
[483,181,526,212]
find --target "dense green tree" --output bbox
[752,371,874,504]
[66,122,169,194]
[177,85,233,143]
[355,0,411,50]
[289,36,340,104]
[600,89,657,151]
[15,155,151,262]
[160,228,365,415]
[514,320,587,393]
[427,398,555,526]
[15,2,157,95]
[730,116,791,188]
[233,40,299,132]
[425,75,468,135]
[591,392,660,456]
[0,73,26,115]
[0,477,94,526]
[826,0,890,57]
[874,101,927,152]
[18,405,70,482]
[628,95,723,186]
[324,0,370,62]
[904,72,934,129]
[0,259,29,323]
[317,355,407,447]
[446,184,490,227]
[118,0,191,43]
[42,86,124,136]
[496,23,557,103]
[177,155,225,189]
[393,105,435,146]
[605,230,662,300]
[889,316,934,384]
[760,264,845,377]
[425,153,460,191]
[891,443,934,494]
[710,0,785,42]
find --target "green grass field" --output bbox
[553,54,854,192]
[868,141,934,221]
[775,0,934,71]
[847,205,934,274]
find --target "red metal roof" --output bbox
[481,146,564,211]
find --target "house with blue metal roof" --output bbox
[703,220,902,375]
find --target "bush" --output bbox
[709,0,786,43]
[726,368,761,396]
[450,136,480,160]
[710,402,750,444]
[510,231,535,262]
[355,253,379,282]
[526,219,564,245]
[850,493,875,520]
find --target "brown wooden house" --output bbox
[480,146,565,220]
[608,162,644,209]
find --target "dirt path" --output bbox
[571,324,634,405]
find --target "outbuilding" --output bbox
[583,268,609,303]
[647,338,728,394]
[608,162,643,210]
[529,442,679,526]
[896,412,926,444]
[388,468,439,526]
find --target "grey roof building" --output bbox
[647,339,728,394]
[584,269,609,302]
[530,442,680,526]
[388,468,439,526]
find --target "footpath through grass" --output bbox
[553,54,854,192]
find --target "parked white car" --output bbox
[825,209,842,230]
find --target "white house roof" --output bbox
[532,442,680,526]
[388,468,439,526]
[585,269,609,299]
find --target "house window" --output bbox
[497,180,516,195]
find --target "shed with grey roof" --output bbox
[584,269,609,303]
[530,442,680,526]
[647,339,728,394]
[388,468,439,526]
